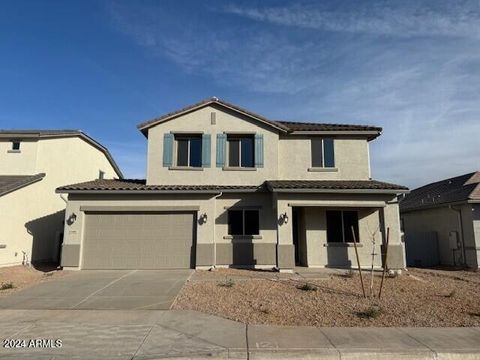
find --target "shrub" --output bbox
[356,306,383,319]
[296,283,317,291]
[0,282,14,290]
[217,278,234,288]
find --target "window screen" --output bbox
[228,210,243,235]
[228,139,240,167]
[311,138,323,167]
[176,139,189,166]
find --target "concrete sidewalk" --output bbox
[0,309,479,359]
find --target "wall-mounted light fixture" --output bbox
[280,212,289,224]
[67,212,77,225]
[200,213,208,224]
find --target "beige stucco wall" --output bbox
[278,136,370,180]
[0,136,120,267]
[145,105,373,185]
[401,204,479,268]
[146,105,279,185]
[0,139,38,174]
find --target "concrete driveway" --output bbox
[0,269,192,310]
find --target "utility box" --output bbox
[449,231,459,250]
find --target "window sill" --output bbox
[222,167,257,171]
[308,167,338,172]
[323,243,363,247]
[223,235,263,240]
[168,166,204,171]
[7,150,21,153]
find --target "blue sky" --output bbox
[1,0,479,188]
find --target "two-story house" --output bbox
[0,130,122,267]
[57,98,408,271]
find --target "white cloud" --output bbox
[107,1,480,187]
[223,1,480,39]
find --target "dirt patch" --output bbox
[172,268,480,327]
[0,265,67,296]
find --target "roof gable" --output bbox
[0,130,123,178]
[137,97,289,136]
[137,97,382,140]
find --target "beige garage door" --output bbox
[82,212,196,269]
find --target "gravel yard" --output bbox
[172,268,480,327]
[0,265,67,295]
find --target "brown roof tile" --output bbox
[57,178,407,194]
[56,179,265,193]
[136,97,382,139]
[400,172,480,212]
[0,173,45,197]
[266,180,408,192]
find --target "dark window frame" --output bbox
[227,134,255,168]
[311,138,335,168]
[227,209,260,236]
[174,134,203,168]
[326,210,359,243]
[11,141,21,151]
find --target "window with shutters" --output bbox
[227,135,254,168]
[175,135,202,167]
[311,138,335,168]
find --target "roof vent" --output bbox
[212,96,219,101]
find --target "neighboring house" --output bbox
[57,98,408,271]
[400,172,480,269]
[0,130,122,267]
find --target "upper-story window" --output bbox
[311,138,335,168]
[227,135,254,168]
[98,170,105,180]
[11,141,20,151]
[175,135,202,168]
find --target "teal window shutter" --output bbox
[202,134,211,168]
[323,138,335,167]
[163,133,174,167]
[216,133,226,168]
[254,134,264,168]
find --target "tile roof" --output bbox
[274,121,382,132]
[400,172,480,212]
[0,173,45,197]
[56,179,266,193]
[137,97,382,140]
[266,180,408,192]
[0,130,123,178]
[57,178,407,194]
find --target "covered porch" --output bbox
[269,180,408,271]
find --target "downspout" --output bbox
[212,192,223,269]
[450,205,467,267]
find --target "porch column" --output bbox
[275,194,295,271]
